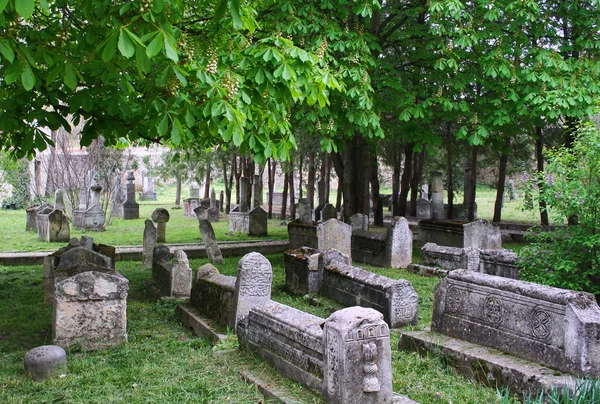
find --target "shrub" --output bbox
[518,122,600,296]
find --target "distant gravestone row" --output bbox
[229,177,268,237]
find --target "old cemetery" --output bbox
[0,186,599,403]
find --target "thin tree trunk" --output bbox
[446,126,454,219]
[203,163,211,199]
[493,152,509,223]
[298,157,303,200]
[409,151,424,217]
[221,160,229,213]
[233,155,241,205]
[267,158,276,219]
[467,146,478,221]
[288,160,296,220]
[331,152,344,212]
[357,137,370,216]
[391,149,400,216]
[307,152,316,208]
[281,168,289,220]
[175,177,182,206]
[398,147,413,217]
[370,150,383,226]
[324,154,331,203]
[536,126,549,226]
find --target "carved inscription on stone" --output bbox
[346,323,389,342]
[238,271,272,297]
[393,289,419,322]
[362,342,380,393]
[327,328,340,396]
[446,286,467,314]
[483,295,504,326]
[531,307,552,341]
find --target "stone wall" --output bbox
[190,263,237,329]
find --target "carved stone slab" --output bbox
[232,252,272,330]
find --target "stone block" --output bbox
[233,252,273,330]
[37,209,70,242]
[142,219,157,270]
[479,248,519,279]
[320,203,337,221]
[284,247,321,295]
[418,219,501,250]
[298,198,312,224]
[349,213,369,232]
[420,243,480,272]
[229,211,249,233]
[316,219,352,258]
[385,217,412,268]
[432,269,600,377]
[190,264,236,328]
[24,345,67,382]
[248,206,268,236]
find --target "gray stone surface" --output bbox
[321,260,418,328]
[418,219,502,250]
[314,204,325,223]
[53,247,114,282]
[406,263,449,278]
[123,171,139,220]
[197,215,224,264]
[207,189,220,222]
[177,305,228,345]
[284,247,321,295]
[251,175,261,210]
[190,263,236,329]
[171,250,192,297]
[189,182,200,199]
[430,171,444,220]
[140,176,157,201]
[37,209,70,242]
[298,198,312,224]
[317,219,352,257]
[420,243,480,272]
[110,170,124,219]
[53,189,66,211]
[26,203,52,231]
[233,252,272,330]
[464,219,502,249]
[432,269,600,377]
[24,345,67,381]
[349,213,369,232]
[479,248,519,279]
[248,207,267,236]
[151,208,170,243]
[142,219,157,270]
[416,199,431,218]
[323,307,393,404]
[385,217,412,268]
[183,197,200,217]
[320,203,336,221]
[239,177,249,212]
[152,247,191,297]
[53,271,128,350]
[229,211,249,233]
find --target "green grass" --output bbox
[1,250,509,404]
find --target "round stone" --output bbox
[24,345,67,381]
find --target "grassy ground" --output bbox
[0,250,513,404]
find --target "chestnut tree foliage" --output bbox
[0,0,381,160]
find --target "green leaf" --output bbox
[213,0,228,21]
[171,118,182,145]
[185,109,195,127]
[5,60,23,85]
[164,35,178,62]
[118,29,135,58]
[15,0,35,19]
[21,132,33,151]
[64,64,77,90]
[157,115,168,136]
[146,32,163,58]
[135,46,151,74]
[21,64,35,91]
[0,0,9,13]
[230,0,243,30]
[102,33,119,62]
[0,39,14,63]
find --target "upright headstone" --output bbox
[140,175,157,201]
[431,171,444,220]
[298,198,312,224]
[195,206,224,264]
[207,188,220,222]
[171,250,192,297]
[54,189,66,211]
[142,219,157,270]
[37,209,70,242]
[317,219,352,258]
[421,184,429,201]
[239,177,249,212]
[189,182,199,199]
[320,203,337,221]
[232,252,272,329]
[123,171,139,220]
[151,208,170,243]
[323,307,393,404]
[111,170,124,219]
[251,175,261,210]
[385,217,413,268]
[349,213,369,232]
[248,206,268,236]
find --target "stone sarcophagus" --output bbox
[432,269,600,377]
[418,219,501,250]
[351,217,412,268]
[287,218,351,258]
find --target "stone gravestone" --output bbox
[195,206,224,264]
[37,208,70,242]
[416,198,431,218]
[323,307,393,404]
[190,182,200,199]
[54,189,66,211]
[110,170,124,219]
[207,188,220,222]
[385,217,412,268]
[123,171,139,220]
[248,206,268,236]
[298,198,312,224]
[464,219,502,250]
[239,177,249,212]
[151,208,170,243]
[142,219,157,270]
[320,203,337,222]
[317,219,352,258]
[431,171,444,220]
[171,250,192,297]
[140,176,157,201]
[349,213,369,232]
[421,184,429,200]
[232,252,272,329]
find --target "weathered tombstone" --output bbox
[207,188,220,222]
[24,345,67,382]
[195,207,224,264]
[80,235,94,250]
[320,203,337,221]
[75,180,105,231]
[323,307,393,404]
[314,204,325,223]
[53,271,128,350]
[194,205,208,220]
[251,174,261,210]
[232,252,272,329]
[421,184,429,200]
[184,197,200,217]
[123,171,139,220]
[140,176,157,201]
[298,198,312,224]
[26,203,52,231]
[190,182,200,199]
[284,247,321,295]
[416,198,431,218]
[479,249,519,279]
[53,189,66,211]
[142,219,157,270]
[385,217,412,268]
[248,206,268,236]
[239,177,249,212]
[317,219,352,258]
[349,213,369,232]
[464,219,502,250]
[152,246,191,298]
[110,170,124,219]
[431,171,444,220]
[37,209,70,242]
[151,208,170,243]
[219,190,224,212]
[171,250,192,297]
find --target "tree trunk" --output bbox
[409,150,424,217]
[398,147,413,217]
[233,155,241,205]
[446,127,454,219]
[203,163,211,199]
[370,150,383,226]
[467,146,478,221]
[536,126,550,226]
[175,177,182,206]
[338,135,370,221]
[281,168,289,220]
[307,152,316,208]
[298,156,303,200]
[493,152,509,223]
[324,154,331,203]
[267,158,276,219]
[289,160,296,220]
[331,152,344,212]
[391,149,400,216]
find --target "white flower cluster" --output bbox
[140,0,152,13]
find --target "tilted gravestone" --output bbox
[142,219,157,270]
[349,213,368,232]
[207,188,220,222]
[195,206,224,264]
[151,208,170,243]
[37,208,70,242]
[232,252,272,329]
[431,269,600,377]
